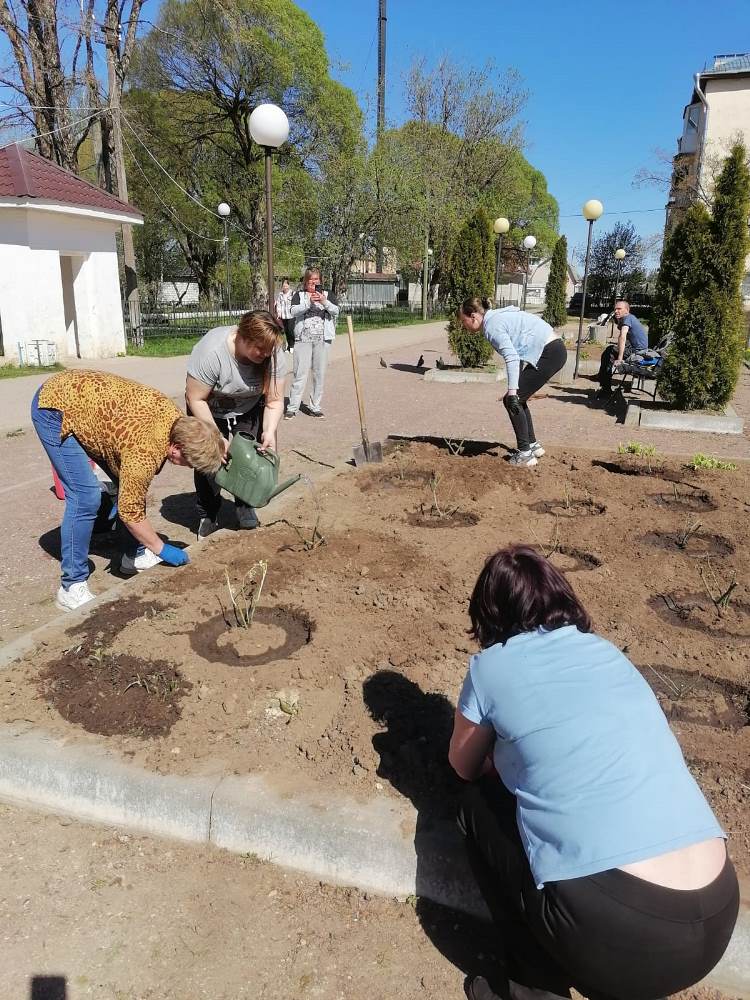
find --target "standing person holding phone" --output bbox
[274,278,294,352]
[285,267,339,419]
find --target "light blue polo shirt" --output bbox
[482,307,557,390]
[458,626,724,887]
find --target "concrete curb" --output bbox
[424,368,504,384]
[0,723,746,995]
[626,401,745,435]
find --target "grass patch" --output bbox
[617,441,657,458]
[688,453,737,472]
[0,362,65,379]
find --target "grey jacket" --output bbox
[290,290,340,343]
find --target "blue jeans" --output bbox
[31,388,137,587]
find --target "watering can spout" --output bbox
[268,475,302,501]
[214,434,301,509]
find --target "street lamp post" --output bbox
[521,234,537,311]
[493,217,510,301]
[421,244,433,320]
[248,103,290,310]
[217,202,231,314]
[574,199,604,378]
[613,247,626,301]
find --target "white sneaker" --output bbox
[56,581,96,611]
[529,442,545,458]
[508,450,538,468]
[197,517,220,540]
[120,548,163,576]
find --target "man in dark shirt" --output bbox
[596,300,648,395]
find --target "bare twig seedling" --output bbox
[647,664,704,701]
[224,560,269,629]
[698,557,737,616]
[420,471,460,518]
[530,519,561,559]
[444,437,466,456]
[675,518,702,549]
[618,441,657,473]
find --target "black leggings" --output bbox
[504,338,567,451]
[458,777,739,1000]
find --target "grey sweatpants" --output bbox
[288,340,330,413]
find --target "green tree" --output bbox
[657,143,750,409]
[542,235,568,327]
[131,0,363,305]
[445,209,495,367]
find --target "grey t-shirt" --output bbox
[187,325,288,419]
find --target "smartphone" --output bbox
[314,283,323,293]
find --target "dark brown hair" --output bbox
[468,544,592,649]
[459,296,493,318]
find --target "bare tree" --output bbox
[0,0,144,185]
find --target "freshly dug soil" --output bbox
[3,441,749,874]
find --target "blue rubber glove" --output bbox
[159,543,190,567]
[108,500,118,521]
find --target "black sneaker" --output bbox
[236,507,259,530]
[467,977,505,1000]
[284,410,297,420]
[309,409,325,418]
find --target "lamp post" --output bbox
[421,245,433,320]
[358,231,367,323]
[521,234,537,311]
[217,202,231,314]
[493,216,510,301]
[613,247,626,301]
[574,198,604,378]
[248,103,290,310]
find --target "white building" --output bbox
[0,143,143,363]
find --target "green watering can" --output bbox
[215,433,301,508]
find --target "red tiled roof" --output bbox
[0,143,142,220]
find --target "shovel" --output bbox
[346,315,383,465]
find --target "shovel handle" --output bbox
[345,315,371,449]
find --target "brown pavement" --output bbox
[2,321,749,646]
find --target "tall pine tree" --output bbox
[542,235,568,328]
[657,143,750,409]
[446,208,495,367]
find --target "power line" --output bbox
[0,108,106,151]
[559,207,664,219]
[120,110,222,219]
[120,128,223,242]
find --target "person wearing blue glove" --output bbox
[32,371,223,610]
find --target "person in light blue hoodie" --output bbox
[451,545,738,1000]
[459,298,567,467]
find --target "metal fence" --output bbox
[125,302,449,344]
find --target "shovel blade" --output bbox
[353,440,383,465]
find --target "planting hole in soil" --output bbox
[38,644,190,738]
[185,605,314,666]
[642,529,735,558]
[388,434,501,459]
[547,545,602,572]
[643,665,749,732]
[406,509,480,529]
[591,458,667,478]
[649,488,718,513]
[529,498,606,518]
[649,592,750,642]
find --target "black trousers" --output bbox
[458,776,739,1000]
[504,339,567,451]
[597,343,633,392]
[283,317,295,351]
[193,403,263,521]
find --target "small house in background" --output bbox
[0,143,142,364]
[497,257,579,309]
[344,272,400,310]
[158,277,200,308]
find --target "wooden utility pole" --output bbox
[375,0,387,273]
[103,14,142,346]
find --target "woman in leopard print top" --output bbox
[32,370,223,612]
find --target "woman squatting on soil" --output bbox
[450,545,738,1000]
[458,300,567,468]
[186,310,287,539]
[31,370,224,612]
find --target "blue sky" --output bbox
[297,0,750,260]
[1,0,747,261]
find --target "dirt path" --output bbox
[0,800,739,1000]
